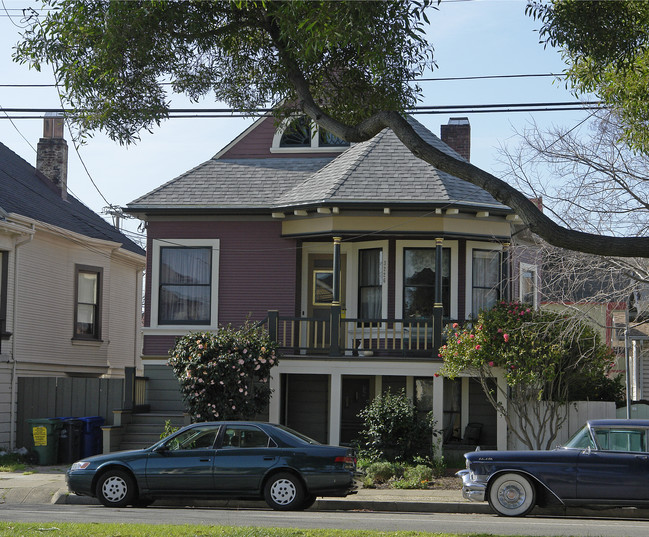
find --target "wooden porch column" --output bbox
[330,237,342,356]
[329,373,342,446]
[501,242,510,302]
[433,237,444,351]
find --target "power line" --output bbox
[0,101,605,120]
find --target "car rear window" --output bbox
[594,428,647,452]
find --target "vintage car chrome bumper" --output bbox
[456,469,486,502]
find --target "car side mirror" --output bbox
[153,444,169,454]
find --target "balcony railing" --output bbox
[265,310,451,358]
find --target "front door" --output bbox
[307,253,346,351]
[340,377,370,446]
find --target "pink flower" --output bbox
[511,365,516,369]
[488,361,494,367]
[239,388,243,392]
[497,328,503,333]
[238,359,245,365]
[452,323,459,328]
[475,345,481,350]
[198,344,203,350]
[434,373,440,377]
[437,353,442,358]
[243,348,248,354]
[232,405,236,410]
[469,334,475,339]
[503,333,509,342]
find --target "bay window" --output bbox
[358,248,382,319]
[472,249,501,315]
[403,248,450,317]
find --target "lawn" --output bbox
[0,523,508,537]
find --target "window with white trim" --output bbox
[358,248,383,319]
[74,265,102,339]
[272,117,349,152]
[403,247,451,317]
[151,239,220,328]
[520,263,538,308]
[472,249,500,315]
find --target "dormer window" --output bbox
[273,116,349,153]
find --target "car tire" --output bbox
[488,473,536,517]
[264,472,305,510]
[96,469,137,508]
[301,493,317,510]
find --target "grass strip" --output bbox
[0,523,508,537]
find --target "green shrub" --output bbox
[362,461,403,484]
[160,420,180,440]
[356,389,438,462]
[392,464,435,489]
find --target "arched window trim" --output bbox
[270,117,350,154]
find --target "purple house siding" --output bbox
[217,222,297,326]
[145,219,296,328]
[143,335,177,357]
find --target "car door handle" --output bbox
[199,458,211,462]
[636,455,648,460]
[263,456,276,461]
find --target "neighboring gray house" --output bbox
[0,115,145,449]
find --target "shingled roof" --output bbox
[0,141,144,256]
[127,116,509,214]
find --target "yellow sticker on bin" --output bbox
[33,426,47,446]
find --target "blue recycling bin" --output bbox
[79,416,105,457]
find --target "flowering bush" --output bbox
[439,301,619,400]
[168,322,279,421]
[438,301,622,449]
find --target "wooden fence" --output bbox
[16,376,124,451]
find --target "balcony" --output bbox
[264,310,451,358]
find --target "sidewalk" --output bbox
[2,466,649,518]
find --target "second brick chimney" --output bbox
[440,117,470,162]
[37,112,68,200]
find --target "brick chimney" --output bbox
[37,112,68,200]
[440,117,470,162]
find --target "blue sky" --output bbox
[0,0,591,240]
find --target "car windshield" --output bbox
[275,424,321,445]
[563,425,596,449]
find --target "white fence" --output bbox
[507,400,616,450]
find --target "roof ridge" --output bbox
[324,129,389,199]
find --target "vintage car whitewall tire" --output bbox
[488,473,536,516]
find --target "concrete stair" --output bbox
[117,412,187,451]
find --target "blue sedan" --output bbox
[66,421,358,510]
[458,419,649,516]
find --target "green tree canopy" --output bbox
[528,0,649,153]
[14,0,649,257]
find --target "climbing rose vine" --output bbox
[168,322,279,422]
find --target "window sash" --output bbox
[159,247,212,324]
[472,249,501,315]
[75,268,100,338]
[359,249,382,318]
[403,248,450,317]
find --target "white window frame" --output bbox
[519,262,538,309]
[149,238,220,332]
[465,241,502,319]
[270,118,349,154]
[395,240,458,320]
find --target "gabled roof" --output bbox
[0,141,144,256]
[127,116,509,214]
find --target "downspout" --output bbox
[10,224,35,449]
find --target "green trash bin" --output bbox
[27,418,62,465]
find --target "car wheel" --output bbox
[301,493,317,510]
[488,473,536,517]
[264,472,305,510]
[96,469,137,508]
